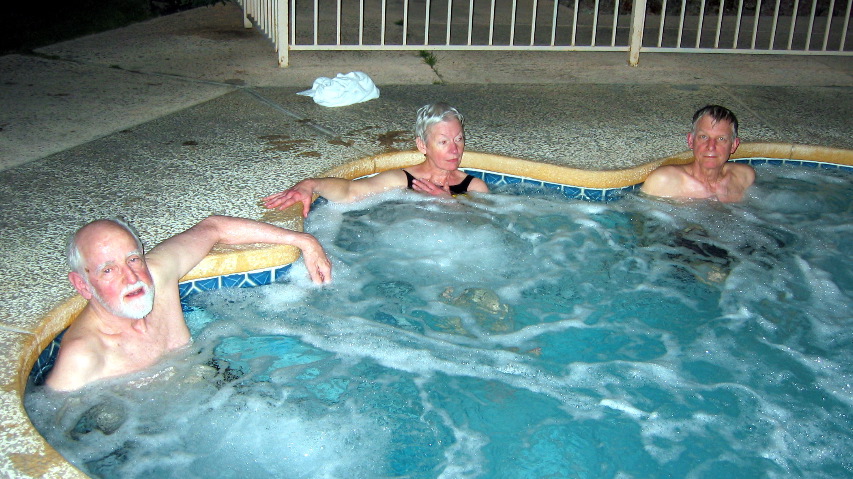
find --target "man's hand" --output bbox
[263,181,315,217]
[296,233,332,284]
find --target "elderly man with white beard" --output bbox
[45,215,332,391]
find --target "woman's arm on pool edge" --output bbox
[263,172,409,216]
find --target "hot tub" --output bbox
[6,143,853,477]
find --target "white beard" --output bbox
[92,280,155,320]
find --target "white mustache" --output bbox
[122,281,150,300]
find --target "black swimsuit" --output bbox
[404,170,475,194]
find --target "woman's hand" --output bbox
[411,178,452,197]
[262,180,315,217]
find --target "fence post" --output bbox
[242,0,252,29]
[277,0,290,67]
[628,0,648,66]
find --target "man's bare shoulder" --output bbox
[724,162,756,182]
[641,164,689,196]
[45,326,105,391]
[716,162,756,202]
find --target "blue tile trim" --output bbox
[274,264,293,282]
[29,330,66,386]
[461,168,637,202]
[221,273,246,289]
[730,157,853,172]
[247,270,273,287]
[179,265,291,304]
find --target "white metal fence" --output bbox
[236,0,852,66]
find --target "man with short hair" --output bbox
[641,105,755,202]
[46,215,331,391]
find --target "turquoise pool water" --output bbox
[26,166,852,478]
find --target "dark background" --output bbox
[0,0,223,54]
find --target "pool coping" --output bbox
[3,142,852,478]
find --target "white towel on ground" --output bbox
[297,71,380,107]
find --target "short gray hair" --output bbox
[66,217,144,274]
[692,104,739,138]
[415,102,464,142]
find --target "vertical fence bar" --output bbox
[446,0,452,45]
[267,0,272,38]
[403,0,410,45]
[822,0,837,50]
[258,0,264,34]
[265,0,277,36]
[657,0,668,46]
[267,0,272,39]
[531,0,539,45]
[510,0,518,45]
[550,0,559,46]
[787,0,800,49]
[489,0,497,45]
[750,0,762,49]
[677,0,686,48]
[359,0,365,45]
[291,0,296,45]
[696,0,706,48]
[425,0,432,44]
[242,0,253,28]
[806,0,817,50]
[270,0,276,57]
[629,0,648,65]
[257,0,263,34]
[571,0,579,46]
[591,0,601,45]
[467,0,475,45]
[714,0,725,47]
[313,0,319,44]
[381,0,387,45]
[769,0,781,48]
[733,0,744,47]
[841,0,852,50]
[611,0,619,46]
[277,0,289,66]
[337,0,342,45]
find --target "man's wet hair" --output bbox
[692,104,738,138]
[415,102,465,142]
[66,217,144,274]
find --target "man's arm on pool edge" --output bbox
[148,215,332,284]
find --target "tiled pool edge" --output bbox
[4,144,853,478]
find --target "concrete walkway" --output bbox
[0,2,850,476]
[3,3,852,172]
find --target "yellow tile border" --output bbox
[3,143,852,477]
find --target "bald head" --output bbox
[67,218,144,275]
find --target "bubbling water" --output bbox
[26,166,853,478]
